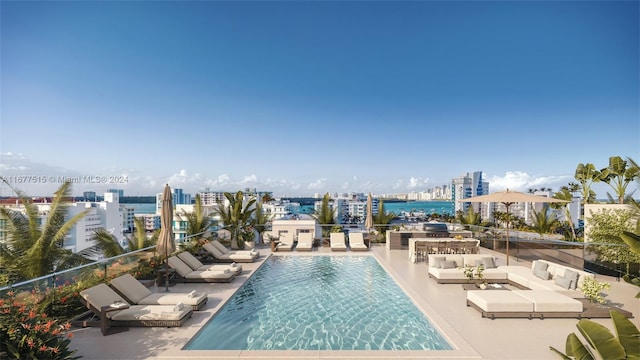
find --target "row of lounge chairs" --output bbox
[78,240,259,335]
[330,232,368,251]
[271,232,370,252]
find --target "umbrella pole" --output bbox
[505,205,510,266]
[164,251,170,292]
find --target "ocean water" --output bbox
[300,200,453,216]
[126,200,454,216]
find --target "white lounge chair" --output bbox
[330,232,347,251]
[349,232,368,251]
[211,240,259,258]
[110,273,208,310]
[276,232,295,251]
[177,251,242,275]
[296,232,313,251]
[167,256,237,282]
[202,242,258,263]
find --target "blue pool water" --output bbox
[184,256,452,351]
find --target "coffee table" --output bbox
[462,283,509,291]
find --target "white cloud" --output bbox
[487,171,573,192]
[341,181,350,190]
[407,176,430,189]
[307,178,327,189]
[240,174,258,184]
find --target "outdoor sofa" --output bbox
[79,283,193,333]
[109,273,208,311]
[330,232,347,251]
[428,255,594,297]
[177,251,243,275]
[168,256,238,283]
[202,242,259,262]
[427,254,509,284]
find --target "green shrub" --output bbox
[580,277,611,305]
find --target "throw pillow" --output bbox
[563,269,579,290]
[481,258,496,269]
[430,256,446,268]
[534,269,550,280]
[554,275,572,290]
[440,260,457,269]
[533,261,548,274]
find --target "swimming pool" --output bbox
[184,255,452,351]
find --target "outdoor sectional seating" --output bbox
[428,255,594,297]
[79,283,193,330]
[427,254,509,284]
[109,273,209,311]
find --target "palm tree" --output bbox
[214,191,256,249]
[574,163,600,214]
[181,194,216,239]
[83,218,158,259]
[598,156,639,204]
[550,187,577,240]
[312,193,335,237]
[530,204,561,236]
[458,206,481,227]
[373,200,395,240]
[0,180,90,282]
[253,201,272,245]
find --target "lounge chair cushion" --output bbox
[177,252,205,270]
[109,305,191,321]
[168,256,197,277]
[110,274,153,303]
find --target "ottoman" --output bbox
[466,290,534,319]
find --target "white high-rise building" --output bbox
[452,171,489,215]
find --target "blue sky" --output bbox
[1,1,638,197]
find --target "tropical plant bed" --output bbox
[577,299,633,318]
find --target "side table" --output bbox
[100,304,129,336]
[270,241,280,253]
[156,268,176,287]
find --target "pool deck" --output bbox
[69,244,640,360]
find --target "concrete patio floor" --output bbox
[68,244,640,360]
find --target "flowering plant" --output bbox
[580,277,611,305]
[0,290,80,359]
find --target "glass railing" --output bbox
[0,246,159,321]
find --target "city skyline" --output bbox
[1,1,638,198]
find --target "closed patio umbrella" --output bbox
[365,193,374,230]
[456,189,569,265]
[157,184,176,292]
